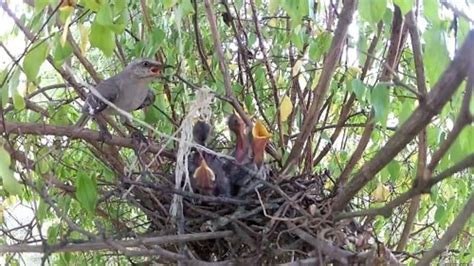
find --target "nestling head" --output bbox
[227,114,246,134]
[127,58,165,79]
[193,119,212,146]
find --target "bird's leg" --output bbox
[127,121,151,178]
[95,117,112,142]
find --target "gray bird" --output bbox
[75,58,165,140]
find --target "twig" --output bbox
[0,231,233,254]
[335,153,474,220]
[283,0,357,172]
[332,30,474,211]
[416,194,474,266]
[202,0,251,127]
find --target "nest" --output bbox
[121,167,396,265]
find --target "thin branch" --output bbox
[283,0,357,172]
[202,0,250,127]
[249,0,284,150]
[335,153,474,220]
[416,194,474,266]
[0,231,233,254]
[0,120,176,160]
[332,30,474,211]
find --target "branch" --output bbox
[202,0,250,127]
[285,222,353,264]
[249,0,284,149]
[0,231,233,254]
[335,153,474,221]
[416,194,474,266]
[332,30,474,211]
[283,0,357,171]
[0,120,175,160]
[396,10,429,252]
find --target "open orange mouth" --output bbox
[151,67,161,74]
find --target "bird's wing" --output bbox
[135,89,155,110]
[82,78,119,115]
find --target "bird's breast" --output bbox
[114,85,149,112]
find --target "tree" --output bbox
[0,0,473,264]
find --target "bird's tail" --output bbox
[75,113,90,128]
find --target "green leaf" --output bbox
[90,19,116,57]
[370,84,390,125]
[96,4,113,26]
[398,98,414,125]
[8,68,20,107]
[75,172,97,214]
[83,0,102,12]
[423,27,449,85]
[0,147,22,195]
[283,0,308,26]
[0,68,8,105]
[387,160,400,182]
[309,31,332,61]
[23,41,49,82]
[109,10,127,34]
[393,0,413,15]
[37,199,49,221]
[179,0,194,16]
[269,0,280,14]
[423,0,439,23]
[53,36,73,67]
[351,79,366,103]
[163,0,177,9]
[12,91,25,111]
[359,0,387,24]
[47,225,59,245]
[434,204,449,228]
[290,29,304,51]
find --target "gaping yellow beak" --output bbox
[193,157,215,194]
[252,120,272,167]
[252,120,272,139]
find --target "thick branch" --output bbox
[416,194,474,266]
[0,121,175,160]
[335,153,474,220]
[284,0,357,171]
[0,231,233,254]
[332,30,474,211]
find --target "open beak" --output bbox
[252,120,272,167]
[228,114,249,163]
[193,156,215,194]
[149,61,169,76]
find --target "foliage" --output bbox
[0,0,473,265]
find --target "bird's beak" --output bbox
[252,120,272,167]
[193,156,215,192]
[149,61,168,76]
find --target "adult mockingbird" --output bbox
[76,58,165,140]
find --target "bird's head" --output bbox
[193,154,216,195]
[127,59,167,79]
[192,119,212,146]
[252,120,272,167]
[227,114,245,135]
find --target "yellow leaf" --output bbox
[372,183,390,202]
[280,95,293,122]
[79,23,89,55]
[348,66,362,78]
[268,18,278,27]
[60,11,73,47]
[292,59,303,77]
